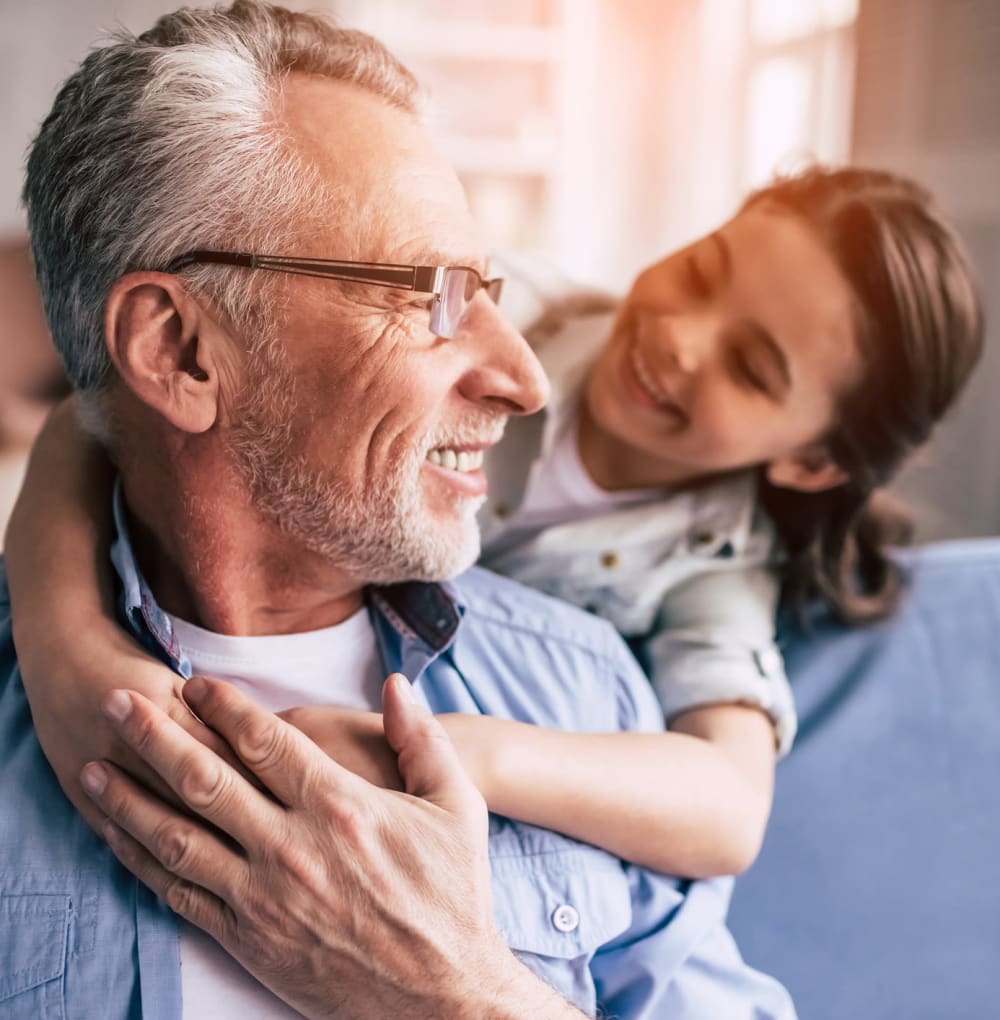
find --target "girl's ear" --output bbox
[766,444,849,493]
[104,272,222,435]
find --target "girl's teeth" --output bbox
[441,449,457,470]
[631,347,670,405]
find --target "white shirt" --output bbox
[513,409,657,532]
[166,607,382,1020]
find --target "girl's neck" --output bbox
[575,401,700,493]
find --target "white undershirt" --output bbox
[165,606,382,1020]
[513,413,656,530]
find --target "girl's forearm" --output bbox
[5,400,120,659]
[4,402,202,831]
[439,708,775,877]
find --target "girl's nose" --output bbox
[656,313,711,376]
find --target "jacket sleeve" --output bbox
[643,563,797,756]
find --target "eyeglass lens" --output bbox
[431,269,503,339]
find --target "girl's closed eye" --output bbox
[731,348,771,396]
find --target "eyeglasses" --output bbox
[162,250,504,341]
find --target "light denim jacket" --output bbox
[0,490,795,1019]
[479,308,797,755]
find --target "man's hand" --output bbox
[79,674,582,1019]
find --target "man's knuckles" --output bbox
[174,750,229,810]
[312,786,376,847]
[161,872,219,936]
[150,816,202,875]
[234,714,290,769]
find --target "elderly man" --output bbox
[0,2,795,1017]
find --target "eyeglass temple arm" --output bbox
[163,251,443,293]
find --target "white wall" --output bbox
[0,0,175,235]
[2,0,996,539]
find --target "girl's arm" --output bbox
[8,406,775,876]
[289,703,775,878]
[448,705,775,877]
[4,401,223,832]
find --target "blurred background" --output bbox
[1,0,998,543]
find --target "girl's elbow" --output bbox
[724,824,766,876]
[703,804,770,877]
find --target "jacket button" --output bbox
[600,551,619,569]
[494,503,509,519]
[693,530,715,546]
[551,904,580,932]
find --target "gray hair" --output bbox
[23,0,421,425]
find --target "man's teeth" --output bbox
[630,345,673,407]
[426,448,485,472]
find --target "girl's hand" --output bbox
[278,705,507,797]
[279,701,403,790]
[18,625,238,835]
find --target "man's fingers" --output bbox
[81,759,248,904]
[106,683,233,813]
[98,688,285,845]
[101,818,236,946]
[169,680,245,770]
[382,673,483,815]
[182,677,359,807]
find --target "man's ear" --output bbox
[766,444,848,493]
[104,272,223,434]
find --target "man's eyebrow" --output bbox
[710,231,732,284]
[416,249,488,274]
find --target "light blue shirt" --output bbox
[0,490,795,1018]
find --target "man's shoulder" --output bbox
[446,567,662,732]
[453,565,623,656]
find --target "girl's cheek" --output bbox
[698,396,755,453]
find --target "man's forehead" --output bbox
[280,72,482,267]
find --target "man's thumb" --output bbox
[382,673,476,811]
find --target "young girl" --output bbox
[5,165,983,878]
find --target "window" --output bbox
[742,0,858,189]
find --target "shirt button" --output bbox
[600,551,619,569]
[551,904,580,933]
[494,503,509,519]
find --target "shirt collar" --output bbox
[109,478,465,681]
[535,312,616,454]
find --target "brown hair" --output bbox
[747,167,984,622]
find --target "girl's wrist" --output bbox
[438,713,502,803]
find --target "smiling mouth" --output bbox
[425,447,485,473]
[628,343,686,422]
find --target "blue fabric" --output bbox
[0,492,794,1018]
[730,539,1000,1019]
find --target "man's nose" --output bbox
[457,296,550,416]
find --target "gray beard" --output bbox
[226,336,485,585]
